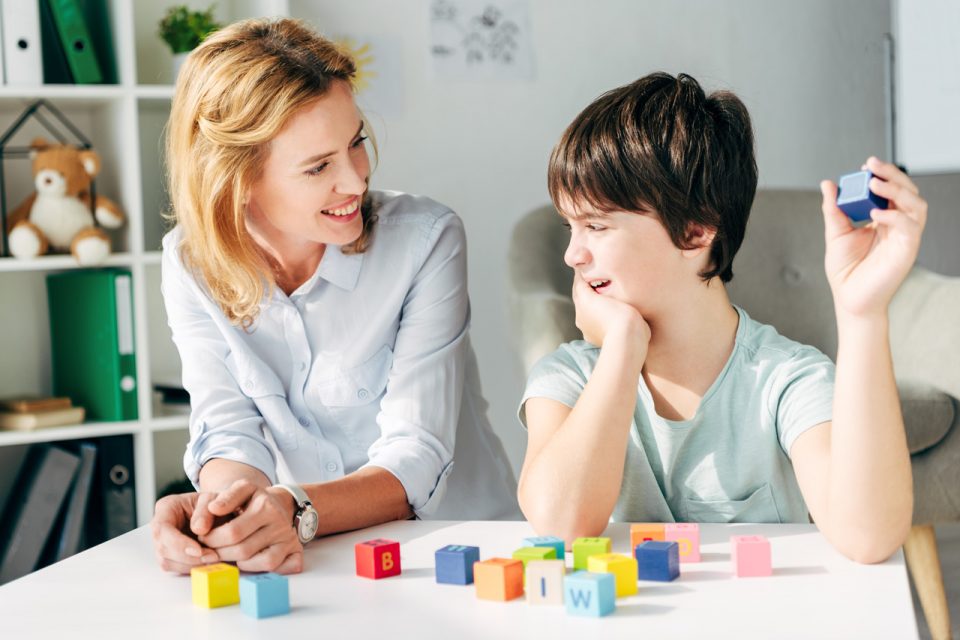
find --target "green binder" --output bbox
[47,269,138,422]
[46,0,103,84]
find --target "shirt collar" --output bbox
[315,244,363,292]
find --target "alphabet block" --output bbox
[572,537,611,570]
[731,535,772,577]
[629,523,665,551]
[435,544,481,585]
[635,540,680,582]
[355,538,401,579]
[587,553,638,597]
[239,573,290,618]
[664,523,701,562]
[474,558,524,601]
[564,571,616,617]
[525,559,566,605]
[522,535,566,561]
[191,563,239,608]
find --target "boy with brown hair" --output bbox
[518,72,927,563]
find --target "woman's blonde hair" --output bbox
[166,18,377,327]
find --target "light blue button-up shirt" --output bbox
[162,190,519,519]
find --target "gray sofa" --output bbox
[508,190,958,639]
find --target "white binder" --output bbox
[1,0,44,85]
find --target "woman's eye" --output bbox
[305,162,329,176]
[351,135,368,148]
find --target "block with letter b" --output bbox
[665,523,701,562]
[355,538,401,579]
[564,571,616,617]
[191,563,239,608]
[731,535,772,577]
[525,559,565,605]
[474,558,524,601]
[435,544,480,585]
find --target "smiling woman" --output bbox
[151,18,519,577]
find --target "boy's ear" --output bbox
[680,223,716,258]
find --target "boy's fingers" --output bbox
[819,180,853,241]
[868,178,927,224]
[866,156,919,195]
[870,208,922,240]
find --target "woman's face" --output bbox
[246,80,371,250]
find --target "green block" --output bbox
[572,537,611,570]
[512,546,557,567]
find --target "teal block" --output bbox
[523,535,565,560]
[564,571,615,617]
[240,573,290,618]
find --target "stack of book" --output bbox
[0,396,85,431]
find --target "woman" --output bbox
[151,18,518,575]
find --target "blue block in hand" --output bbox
[435,544,481,585]
[837,170,888,221]
[635,540,680,582]
[564,571,616,617]
[240,573,290,618]
[522,535,566,561]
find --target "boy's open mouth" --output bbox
[589,279,611,291]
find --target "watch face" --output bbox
[300,510,319,541]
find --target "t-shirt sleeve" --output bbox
[517,343,595,429]
[774,346,836,456]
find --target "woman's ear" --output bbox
[680,223,717,259]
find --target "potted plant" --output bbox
[157,5,221,80]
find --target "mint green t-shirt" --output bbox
[519,306,835,524]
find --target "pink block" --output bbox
[665,523,701,562]
[731,535,772,577]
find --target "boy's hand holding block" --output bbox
[240,573,290,618]
[665,523,701,562]
[635,541,680,582]
[191,563,240,608]
[587,553,638,597]
[564,571,616,617]
[629,523,665,551]
[522,535,566,560]
[525,559,566,605]
[731,535,772,577]
[836,170,888,221]
[355,538,401,579]
[572,537,611,570]
[474,558,524,601]
[435,544,480,585]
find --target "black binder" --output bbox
[84,435,136,544]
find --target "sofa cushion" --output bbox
[899,379,957,454]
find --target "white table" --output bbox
[0,521,918,639]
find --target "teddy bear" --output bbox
[5,137,125,265]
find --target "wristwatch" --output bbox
[273,484,319,544]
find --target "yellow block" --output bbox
[191,563,240,608]
[588,553,639,597]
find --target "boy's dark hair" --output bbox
[547,72,758,283]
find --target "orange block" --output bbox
[474,558,524,601]
[630,523,665,551]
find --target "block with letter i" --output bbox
[191,563,239,608]
[665,523,701,562]
[564,571,616,617]
[635,541,680,582]
[240,573,290,618]
[355,538,401,579]
[435,544,480,585]
[588,553,638,597]
[525,559,565,605]
[731,535,772,577]
[522,535,565,560]
[571,536,611,570]
[629,523,665,551]
[474,558,524,601]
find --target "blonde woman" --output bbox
[151,18,519,575]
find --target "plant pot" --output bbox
[171,52,190,83]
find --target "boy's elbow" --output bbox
[831,519,912,565]
[518,489,607,543]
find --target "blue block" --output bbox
[837,170,888,221]
[239,573,290,618]
[522,535,565,561]
[435,544,481,585]
[635,540,680,582]
[564,571,615,617]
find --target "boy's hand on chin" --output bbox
[820,157,927,319]
[571,276,651,351]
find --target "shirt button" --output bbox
[326,462,339,472]
[357,388,369,400]
[299,362,307,372]
[244,379,255,392]
[298,416,310,427]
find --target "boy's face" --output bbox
[560,199,707,316]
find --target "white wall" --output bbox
[290,0,892,472]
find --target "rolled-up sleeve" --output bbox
[361,212,468,517]
[161,234,277,487]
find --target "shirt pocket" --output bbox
[315,345,393,449]
[682,483,782,523]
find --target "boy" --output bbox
[517,72,926,563]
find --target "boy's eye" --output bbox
[560,220,572,230]
[587,223,606,231]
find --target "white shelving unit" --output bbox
[0,0,289,528]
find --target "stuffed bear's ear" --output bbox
[78,150,101,177]
[28,137,50,160]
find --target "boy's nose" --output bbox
[564,239,589,269]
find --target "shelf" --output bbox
[0,253,137,272]
[149,415,189,432]
[0,85,127,104]
[134,86,175,100]
[0,420,142,447]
